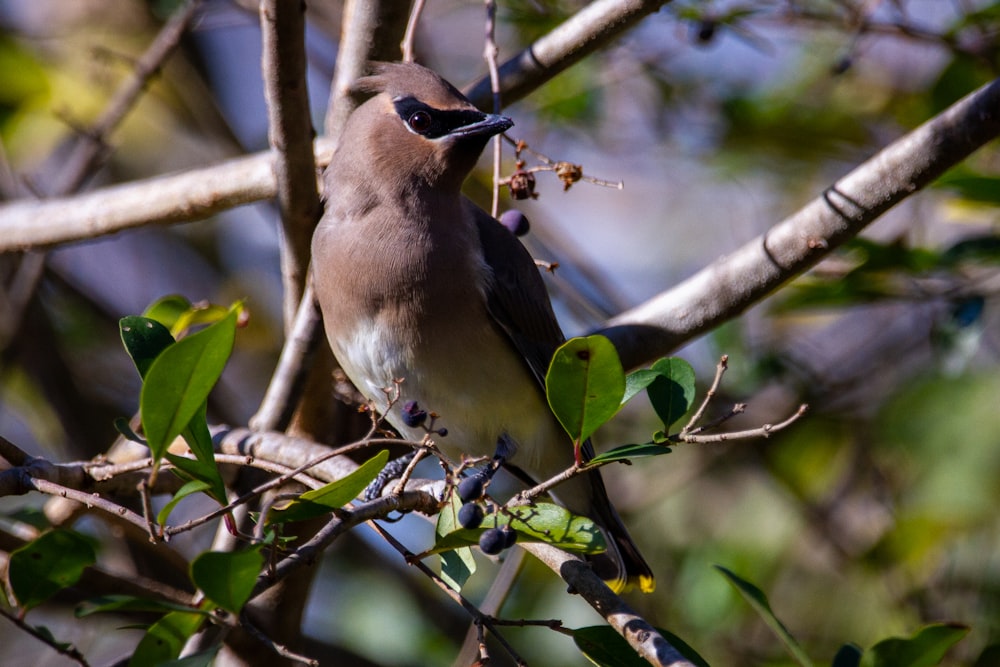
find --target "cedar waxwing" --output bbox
[311,62,654,593]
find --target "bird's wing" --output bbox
[467,200,565,387]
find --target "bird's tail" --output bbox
[585,470,656,594]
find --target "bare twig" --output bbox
[369,521,529,666]
[260,0,322,332]
[0,608,92,667]
[677,404,809,444]
[484,0,503,218]
[239,612,319,666]
[401,0,427,64]
[680,354,729,436]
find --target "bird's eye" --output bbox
[407,110,432,134]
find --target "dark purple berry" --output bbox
[400,400,427,428]
[501,526,517,549]
[457,474,486,503]
[479,528,506,555]
[458,503,485,529]
[499,210,530,236]
[435,427,448,437]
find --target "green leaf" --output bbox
[142,295,194,332]
[546,336,626,444]
[588,442,672,465]
[156,479,212,525]
[645,357,696,429]
[268,449,390,524]
[129,610,205,667]
[76,595,204,618]
[143,295,233,338]
[621,368,661,406]
[140,306,237,461]
[9,530,96,611]
[715,565,814,667]
[440,546,476,592]
[860,623,969,667]
[436,500,606,554]
[436,492,477,590]
[573,625,711,667]
[120,316,175,379]
[190,548,264,614]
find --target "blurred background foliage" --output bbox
[1,0,1000,665]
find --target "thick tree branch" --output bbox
[0,137,335,252]
[325,0,411,137]
[598,76,1000,370]
[260,0,322,331]
[463,0,670,109]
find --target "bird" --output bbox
[311,61,654,594]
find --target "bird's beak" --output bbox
[450,113,513,139]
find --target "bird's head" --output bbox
[340,62,513,191]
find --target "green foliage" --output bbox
[129,610,206,667]
[546,335,626,449]
[545,336,695,465]
[267,449,390,524]
[9,529,96,611]
[190,548,264,615]
[119,300,243,515]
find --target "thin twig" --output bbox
[484,0,503,218]
[0,608,91,667]
[401,0,427,63]
[680,354,729,436]
[28,478,150,536]
[240,612,319,666]
[676,404,809,444]
[368,521,528,666]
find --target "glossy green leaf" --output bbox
[143,294,233,338]
[645,357,696,429]
[436,492,477,590]
[860,623,969,667]
[129,610,205,667]
[190,548,264,614]
[573,625,710,667]
[268,449,390,524]
[436,500,606,554]
[546,336,625,444]
[156,479,212,525]
[120,316,175,379]
[716,565,814,667]
[9,530,96,611]
[588,443,672,465]
[140,307,237,461]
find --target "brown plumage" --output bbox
[311,62,654,593]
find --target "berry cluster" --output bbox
[400,400,448,437]
[455,462,517,556]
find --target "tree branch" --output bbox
[260,0,322,332]
[0,137,336,252]
[598,76,1000,370]
[463,0,670,109]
